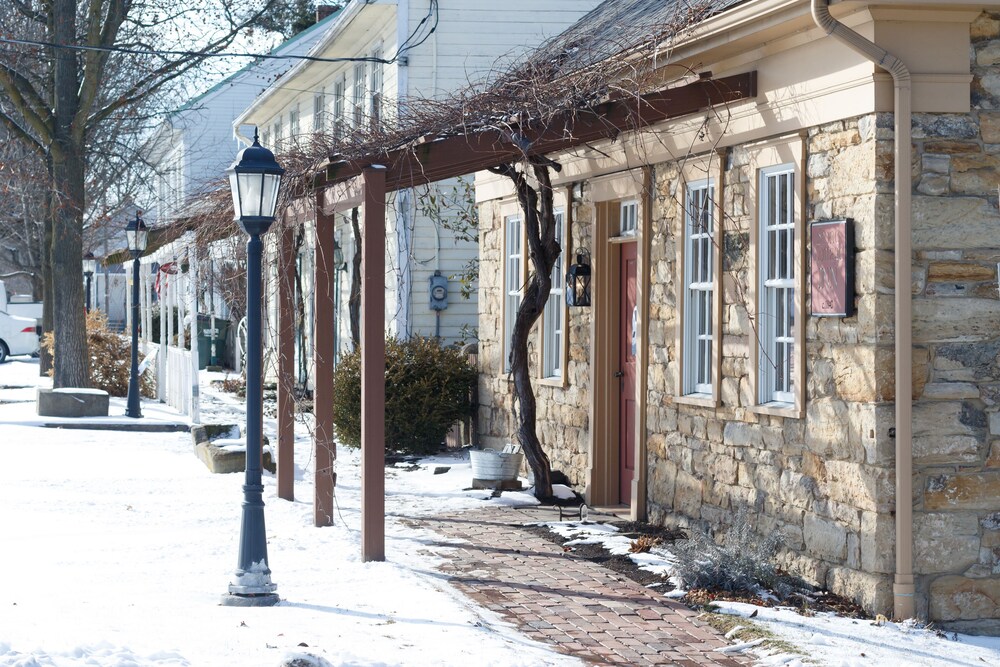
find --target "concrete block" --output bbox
[191,424,275,474]
[36,388,109,417]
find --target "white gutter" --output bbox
[811,0,914,620]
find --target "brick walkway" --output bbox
[417,506,752,666]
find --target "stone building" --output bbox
[474,0,1000,631]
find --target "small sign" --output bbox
[810,219,855,317]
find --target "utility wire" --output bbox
[0,0,440,67]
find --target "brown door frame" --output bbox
[587,173,651,519]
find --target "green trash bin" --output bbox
[197,316,229,369]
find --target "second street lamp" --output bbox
[124,213,147,418]
[221,130,284,607]
[83,251,96,313]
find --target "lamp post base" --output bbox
[219,592,280,607]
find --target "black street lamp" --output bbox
[124,212,147,418]
[83,251,96,313]
[221,130,284,607]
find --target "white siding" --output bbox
[404,0,602,99]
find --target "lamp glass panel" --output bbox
[229,172,242,218]
[261,173,281,218]
[83,257,96,274]
[236,172,265,218]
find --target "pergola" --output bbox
[271,72,757,561]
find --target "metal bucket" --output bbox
[469,448,523,481]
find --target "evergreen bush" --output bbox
[331,336,477,455]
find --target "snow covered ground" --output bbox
[0,359,565,667]
[2,357,999,666]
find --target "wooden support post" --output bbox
[361,167,386,562]
[314,194,337,526]
[276,219,296,501]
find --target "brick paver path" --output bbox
[417,506,751,666]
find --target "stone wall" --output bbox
[641,116,896,614]
[909,12,1000,634]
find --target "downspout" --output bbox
[811,0,914,620]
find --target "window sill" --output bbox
[750,401,803,419]
[538,376,568,389]
[674,393,718,409]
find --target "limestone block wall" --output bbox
[908,12,1000,634]
[641,115,896,614]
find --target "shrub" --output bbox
[331,336,477,455]
[42,310,155,397]
[666,506,809,599]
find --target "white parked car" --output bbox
[0,281,41,362]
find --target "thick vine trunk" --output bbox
[493,160,562,500]
[349,206,362,347]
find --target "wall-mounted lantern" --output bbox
[565,250,591,307]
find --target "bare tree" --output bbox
[0,0,275,386]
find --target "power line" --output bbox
[0,0,440,68]
[0,36,394,65]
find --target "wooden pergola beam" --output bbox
[319,72,756,194]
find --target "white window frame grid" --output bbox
[369,47,383,126]
[503,215,523,375]
[289,104,300,141]
[261,128,271,150]
[332,76,346,138]
[758,164,796,405]
[313,89,325,133]
[271,117,281,148]
[541,210,566,380]
[620,200,638,236]
[683,180,714,396]
[353,63,366,127]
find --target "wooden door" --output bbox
[618,242,637,505]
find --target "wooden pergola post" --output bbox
[276,218,296,501]
[313,193,337,526]
[361,166,386,562]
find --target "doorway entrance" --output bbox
[617,242,637,505]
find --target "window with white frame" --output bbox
[620,200,638,236]
[370,47,383,126]
[504,215,522,374]
[683,180,714,395]
[289,104,300,141]
[261,128,271,149]
[758,164,796,404]
[271,117,281,148]
[313,90,325,133]
[541,211,565,379]
[332,75,345,138]
[353,63,366,126]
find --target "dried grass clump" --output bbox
[668,506,809,599]
[42,310,155,397]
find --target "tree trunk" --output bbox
[493,160,562,500]
[46,0,88,388]
[49,149,89,388]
